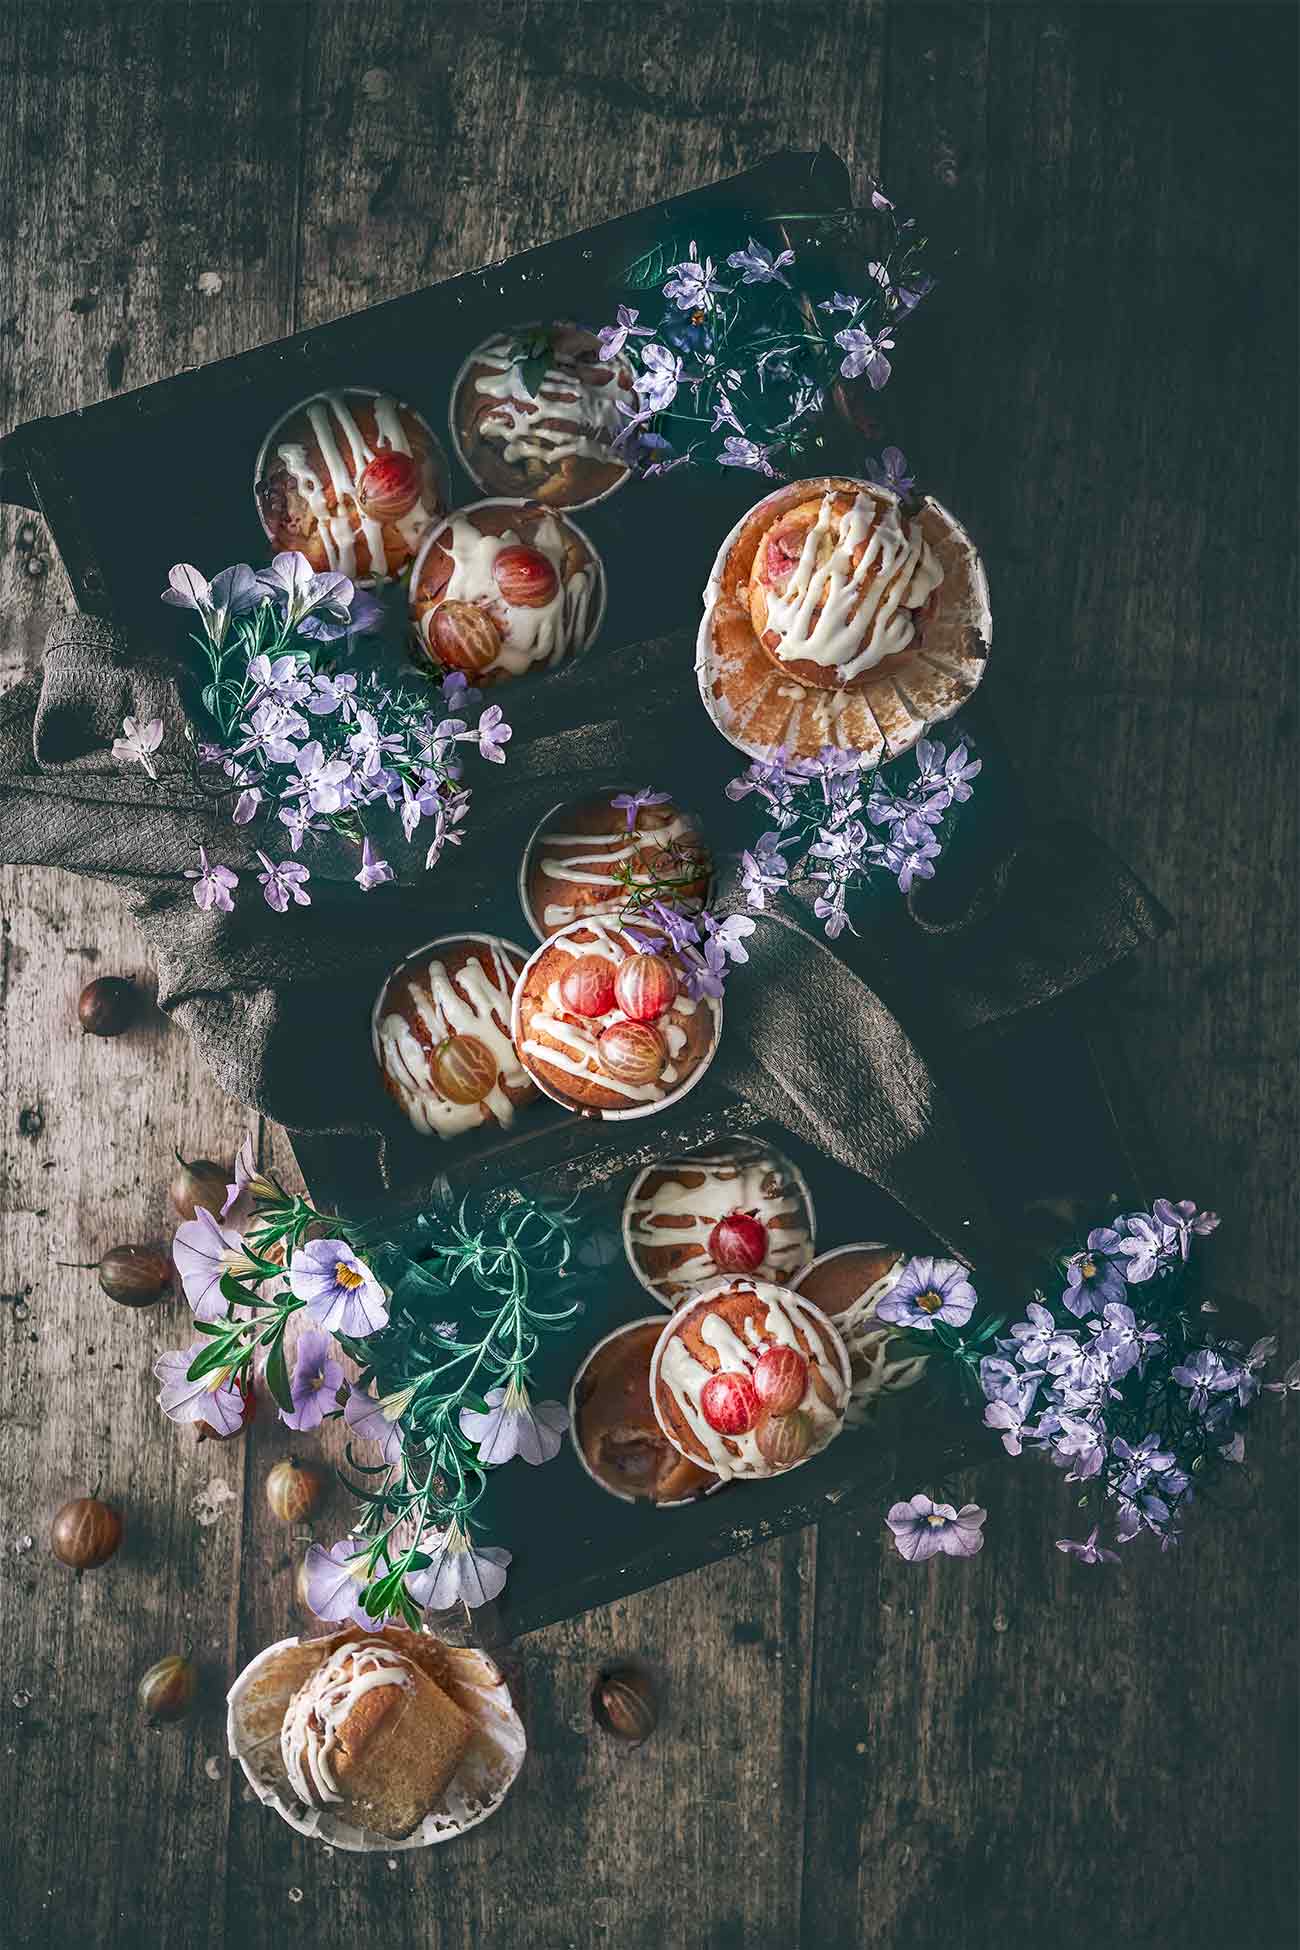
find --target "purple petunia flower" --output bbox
[597,304,653,362]
[173,1204,257,1320]
[476,703,511,764]
[185,846,238,915]
[459,1381,568,1466]
[111,715,165,780]
[875,1256,977,1332]
[280,1328,344,1432]
[221,1133,277,1219]
[864,446,915,497]
[154,1343,248,1435]
[354,837,395,892]
[301,1537,373,1626]
[886,1494,986,1561]
[1061,1227,1128,1317]
[343,1385,405,1465]
[404,1521,512,1611]
[161,562,262,648]
[257,551,357,640]
[1055,1526,1120,1566]
[834,325,895,389]
[726,237,795,287]
[255,851,311,914]
[288,1238,388,1337]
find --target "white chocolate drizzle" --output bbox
[435,511,597,677]
[626,1154,813,1303]
[470,336,627,469]
[281,1638,414,1809]
[518,921,710,1109]
[275,391,437,584]
[762,490,943,682]
[534,809,700,933]
[656,1279,849,1481]
[377,939,529,1139]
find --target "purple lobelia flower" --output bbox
[185,846,238,914]
[740,833,790,910]
[868,827,942,893]
[834,325,895,389]
[173,1205,258,1321]
[610,786,671,832]
[1048,1413,1106,1481]
[1061,1227,1128,1317]
[343,1385,406,1465]
[818,291,860,316]
[233,787,262,825]
[280,1328,343,1432]
[111,715,165,780]
[286,739,354,814]
[1116,1209,1179,1283]
[662,241,729,312]
[247,652,313,707]
[278,803,323,852]
[632,342,683,414]
[459,1380,568,1466]
[256,851,311,913]
[699,911,756,966]
[289,1238,389,1337]
[354,837,395,892]
[597,304,653,361]
[307,671,358,717]
[1088,1302,1161,1377]
[404,1521,512,1610]
[717,435,780,475]
[1170,1347,1236,1415]
[1110,1432,1177,1497]
[1055,1525,1120,1566]
[301,1537,372,1626]
[154,1343,248,1434]
[726,237,795,286]
[476,703,511,763]
[1152,1197,1220,1257]
[864,446,915,497]
[161,562,262,648]
[875,1256,977,1332]
[239,698,309,765]
[914,738,981,807]
[1006,1301,1073,1369]
[886,1494,987,1561]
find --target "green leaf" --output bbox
[264,1331,294,1416]
[622,238,681,290]
[518,353,550,400]
[186,1337,239,1384]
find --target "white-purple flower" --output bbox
[1049,1413,1106,1481]
[726,237,795,286]
[301,1537,372,1626]
[597,304,653,361]
[1170,1347,1236,1415]
[287,739,354,814]
[717,435,780,476]
[256,851,311,914]
[1055,1525,1120,1566]
[610,786,671,832]
[1116,1209,1179,1283]
[257,551,356,639]
[875,1256,977,1332]
[111,715,164,780]
[818,291,860,316]
[238,698,309,765]
[404,1521,512,1611]
[914,737,982,807]
[247,652,313,707]
[354,837,395,892]
[662,241,729,312]
[288,1238,389,1337]
[1088,1301,1161,1377]
[184,846,238,915]
[278,803,323,853]
[154,1344,248,1435]
[1151,1197,1220,1257]
[886,1494,986,1561]
[459,1380,568,1466]
[343,1385,405,1466]
[161,562,262,648]
[834,325,895,389]
[173,1204,258,1321]
[307,671,358,717]
[632,342,683,414]
[740,833,790,910]
[476,703,511,764]
[281,1329,343,1432]
[1110,1432,1177,1497]
[864,446,915,497]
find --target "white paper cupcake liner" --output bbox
[695,475,991,764]
[227,1627,526,1852]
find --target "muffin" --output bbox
[571,1318,718,1504]
[650,1278,850,1481]
[409,499,604,686]
[623,1143,815,1308]
[520,792,712,941]
[696,474,990,762]
[372,934,537,1139]
[254,388,447,584]
[228,1623,526,1849]
[451,323,634,508]
[792,1244,930,1422]
[512,919,719,1118]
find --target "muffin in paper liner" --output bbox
[226,1624,525,1851]
[695,474,991,763]
[792,1243,931,1425]
[621,1139,817,1310]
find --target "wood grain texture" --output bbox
[0,3,1295,1948]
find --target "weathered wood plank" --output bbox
[802,7,1298,1947]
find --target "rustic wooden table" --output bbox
[1,4,1295,1946]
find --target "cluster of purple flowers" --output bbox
[727,734,980,937]
[598,182,935,477]
[972,1198,1289,1559]
[139,555,512,915]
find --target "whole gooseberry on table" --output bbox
[138,1654,197,1724]
[266,1459,326,1523]
[77,976,137,1038]
[169,1152,230,1221]
[97,1244,172,1307]
[51,1497,123,1569]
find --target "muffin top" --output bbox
[522,792,711,939]
[453,324,634,508]
[573,1319,717,1503]
[791,1244,906,1328]
[255,388,446,584]
[651,1278,850,1481]
[410,500,602,685]
[373,935,536,1138]
[513,919,718,1117]
[624,1146,815,1308]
